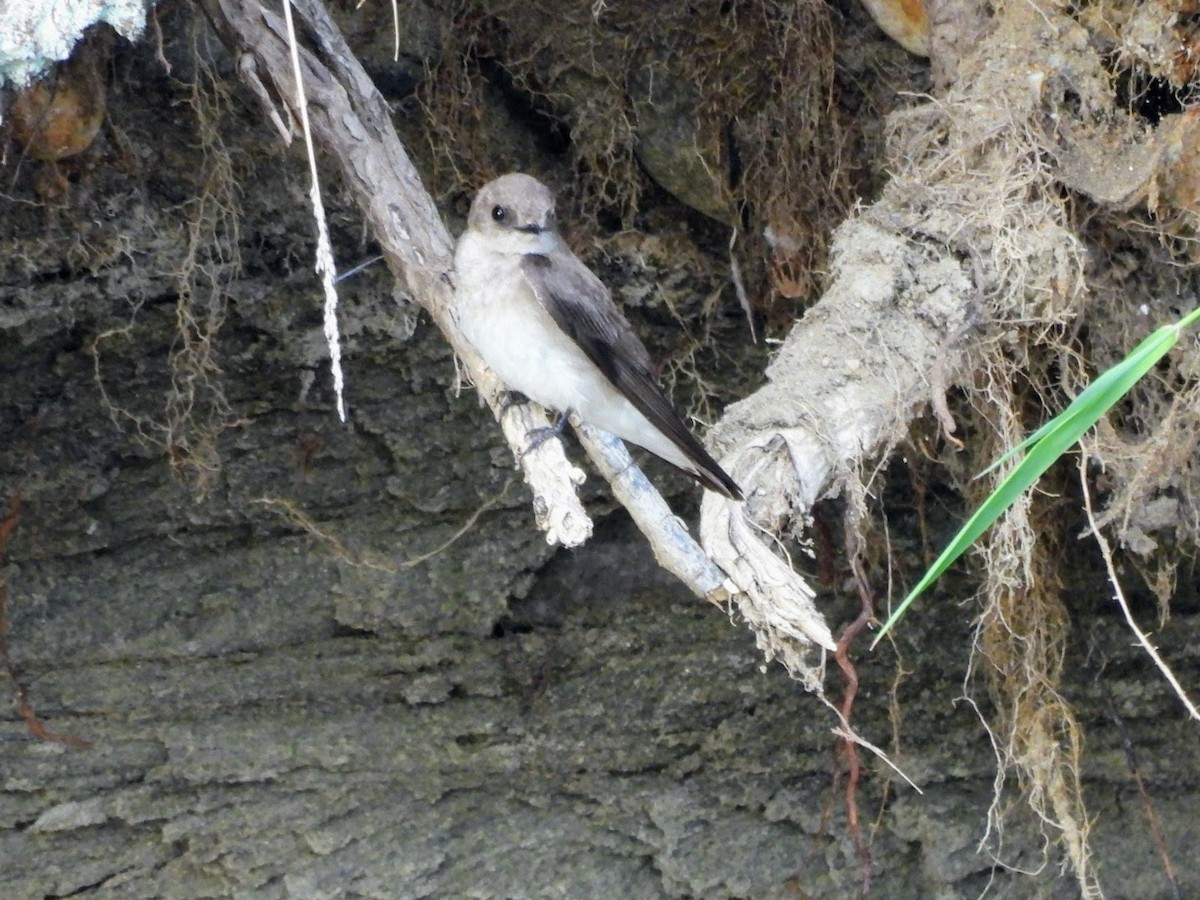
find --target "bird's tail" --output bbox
[637,422,743,500]
[680,441,743,500]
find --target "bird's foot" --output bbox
[521,410,572,458]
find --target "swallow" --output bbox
[453,173,743,500]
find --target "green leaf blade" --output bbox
[873,321,1185,647]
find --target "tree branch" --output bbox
[701,222,973,681]
[201,0,594,546]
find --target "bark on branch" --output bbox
[701,223,971,683]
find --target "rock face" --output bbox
[2,7,1199,900]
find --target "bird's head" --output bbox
[466,173,560,254]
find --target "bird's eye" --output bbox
[491,205,506,222]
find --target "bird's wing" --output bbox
[520,251,653,383]
[520,250,742,498]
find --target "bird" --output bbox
[453,172,743,500]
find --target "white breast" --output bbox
[454,232,607,415]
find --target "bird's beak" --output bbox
[517,223,545,235]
